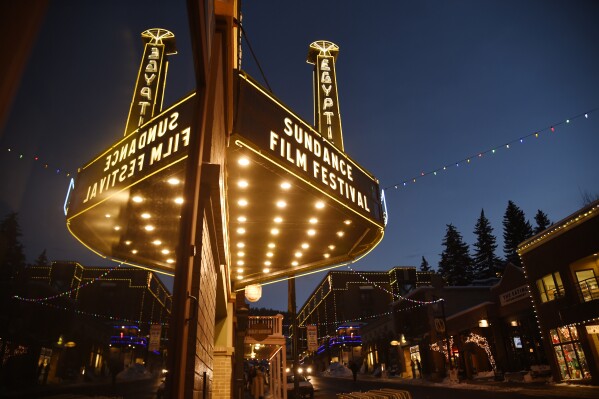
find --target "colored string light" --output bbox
[386,107,597,191]
[13,263,122,302]
[346,264,443,305]
[19,299,168,327]
[2,147,73,177]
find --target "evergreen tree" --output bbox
[502,201,533,266]
[0,212,27,281]
[438,224,474,285]
[420,256,432,272]
[472,209,502,279]
[33,249,50,267]
[533,210,551,235]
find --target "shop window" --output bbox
[575,269,598,302]
[536,272,564,302]
[549,326,591,380]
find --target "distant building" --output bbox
[18,260,171,382]
[519,200,599,385]
[296,267,432,370]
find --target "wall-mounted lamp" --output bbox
[478,319,489,328]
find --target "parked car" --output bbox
[286,374,314,399]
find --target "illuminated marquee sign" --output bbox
[67,93,196,219]
[308,40,344,151]
[234,73,383,225]
[124,29,176,136]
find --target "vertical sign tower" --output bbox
[123,28,177,136]
[307,40,344,151]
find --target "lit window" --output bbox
[536,272,564,302]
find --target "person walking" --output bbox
[251,366,265,399]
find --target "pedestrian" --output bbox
[43,362,50,384]
[410,360,416,379]
[416,359,422,378]
[349,360,358,382]
[251,366,265,399]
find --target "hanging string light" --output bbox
[20,299,168,326]
[385,108,597,191]
[13,263,122,302]
[1,147,73,178]
[346,264,443,305]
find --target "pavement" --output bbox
[325,371,599,398]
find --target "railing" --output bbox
[577,276,599,302]
[247,314,284,336]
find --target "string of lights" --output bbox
[383,108,597,191]
[3,107,596,196]
[13,263,122,302]
[346,264,443,305]
[20,299,168,327]
[465,332,496,370]
[1,147,73,178]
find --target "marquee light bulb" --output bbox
[238,157,250,166]
[144,225,155,231]
[238,180,249,188]
[167,178,180,185]
[315,201,325,209]
[280,182,291,190]
[174,197,184,204]
[132,196,143,203]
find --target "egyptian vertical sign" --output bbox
[307,40,344,151]
[124,29,177,136]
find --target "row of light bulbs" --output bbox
[234,155,352,280]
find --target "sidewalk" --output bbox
[331,371,599,398]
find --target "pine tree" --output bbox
[502,201,533,267]
[420,256,432,272]
[0,212,27,281]
[33,249,50,267]
[438,224,474,285]
[533,210,551,235]
[472,209,502,279]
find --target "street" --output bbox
[310,374,599,399]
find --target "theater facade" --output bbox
[64,1,385,397]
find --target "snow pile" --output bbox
[116,363,152,380]
[323,362,352,377]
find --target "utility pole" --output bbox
[288,278,299,397]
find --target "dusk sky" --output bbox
[1,0,598,312]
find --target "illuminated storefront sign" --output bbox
[307,40,344,151]
[499,285,530,306]
[234,72,383,226]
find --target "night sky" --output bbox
[1,0,598,312]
